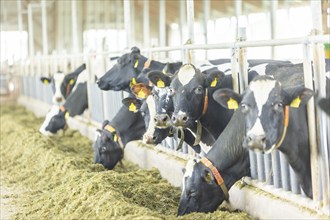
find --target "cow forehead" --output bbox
[249,79,276,115]
[178,65,197,86]
[53,72,65,81]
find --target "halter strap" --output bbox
[202,88,208,116]
[200,157,229,200]
[265,105,290,154]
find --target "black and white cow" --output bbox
[39,69,88,135]
[97,47,182,93]
[178,109,250,215]
[40,63,86,105]
[93,104,145,169]
[214,74,314,198]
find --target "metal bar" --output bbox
[231,47,240,93]
[179,0,185,61]
[71,0,79,54]
[279,152,291,191]
[203,0,210,59]
[264,153,273,185]
[186,0,195,63]
[235,0,242,40]
[41,0,48,56]
[124,0,132,47]
[289,166,300,194]
[249,150,257,179]
[302,43,320,202]
[271,151,281,188]
[256,152,265,182]
[143,0,150,48]
[270,0,278,58]
[28,4,34,65]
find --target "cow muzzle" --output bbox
[143,134,157,145]
[245,133,266,151]
[154,114,171,128]
[171,113,189,127]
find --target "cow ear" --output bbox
[40,77,51,85]
[283,85,314,108]
[205,70,225,89]
[213,88,242,110]
[102,120,110,129]
[130,47,141,68]
[131,83,152,99]
[148,70,171,88]
[122,97,142,113]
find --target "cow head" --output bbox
[178,159,223,216]
[93,120,123,170]
[213,75,314,152]
[97,47,148,92]
[170,64,225,127]
[39,106,68,135]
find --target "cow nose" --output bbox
[154,114,170,127]
[143,134,156,145]
[56,97,63,102]
[171,113,188,127]
[247,133,266,150]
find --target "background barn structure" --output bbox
[1,0,330,219]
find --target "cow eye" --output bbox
[240,103,249,113]
[168,87,175,96]
[195,87,203,95]
[273,102,283,112]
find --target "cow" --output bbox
[93,104,145,169]
[40,63,86,105]
[318,97,330,116]
[178,109,250,215]
[213,74,314,198]
[39,69,88,135]
[96,47,182,93]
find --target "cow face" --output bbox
[213,75,313,152]
[178,159,223,216]
[39,106,67,135]
[170,64,225,127]
[97,47,146,91]
[93,121,123,170]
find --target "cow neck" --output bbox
[193,88,209,146]
[104,124,124,149]
[200,157,229,201]
[264,105,289,154]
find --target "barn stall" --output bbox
[1,0,329,219]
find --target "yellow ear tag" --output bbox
[105,125,116,133]
[210,78,217,87]
[129,103,137,112]
[134,60,139,68]
[130,77,137,86]
[157,79,165,88]
[113,134,118,142]
[43,79,49,85]
[227,98,238,109]
[290,97,301,108]
[137,89,146,99]
[65,112,70,119]
[69,79,75,85]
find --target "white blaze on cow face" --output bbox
[143,95,156,144]
[52,72,65,105]
[71,70,88,93]
[247,79,276,136]
[39,105,60,135]
[249,63,268,76]
[178,65,196,86]
[182,159,198,194]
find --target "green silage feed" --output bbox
[0,105,252,220]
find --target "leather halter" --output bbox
[200,157,229,201]
[264,105,290,154]
[201,88,208,116]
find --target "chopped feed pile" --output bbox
[0,105,252,220]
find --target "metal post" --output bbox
[203,0,210,59]
[256,152,265,182]
[115,0,121,51]
[179,0,185,61]
[71,0,79,54]
[270,0,278,58]
[143,0,150,48]
[235,0,242,40]
[41,0,48,56]
[186,0,195,63]
[302,43,319,202]
[28,4,34,70]
[124,0,132,47]
[238,28,248,90]
[159,0,166,58]
[249,150,257,179]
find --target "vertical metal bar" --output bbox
[270,0,277,58]
[143,0,150,48]
[264,153,273,185]
[303,43,320,202]
[235,0,242,40]
[271,151,281,188]
[238,28,248,90]
[124,0,132,47]
[28,4,34,76]
[71,0,79,54]
[41,0,48,56]
[231,48,239,93]
[179,0,185,61]
[203,0,210,59]
[311,0,330,207]
[115,0,121,50]
[17,0,23,60]
[159,0,166,59]
[289,166,300,194]
[279,152,291,191]
[256,152,265,182]
[249,150,257,179]
[186,0,195,63]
